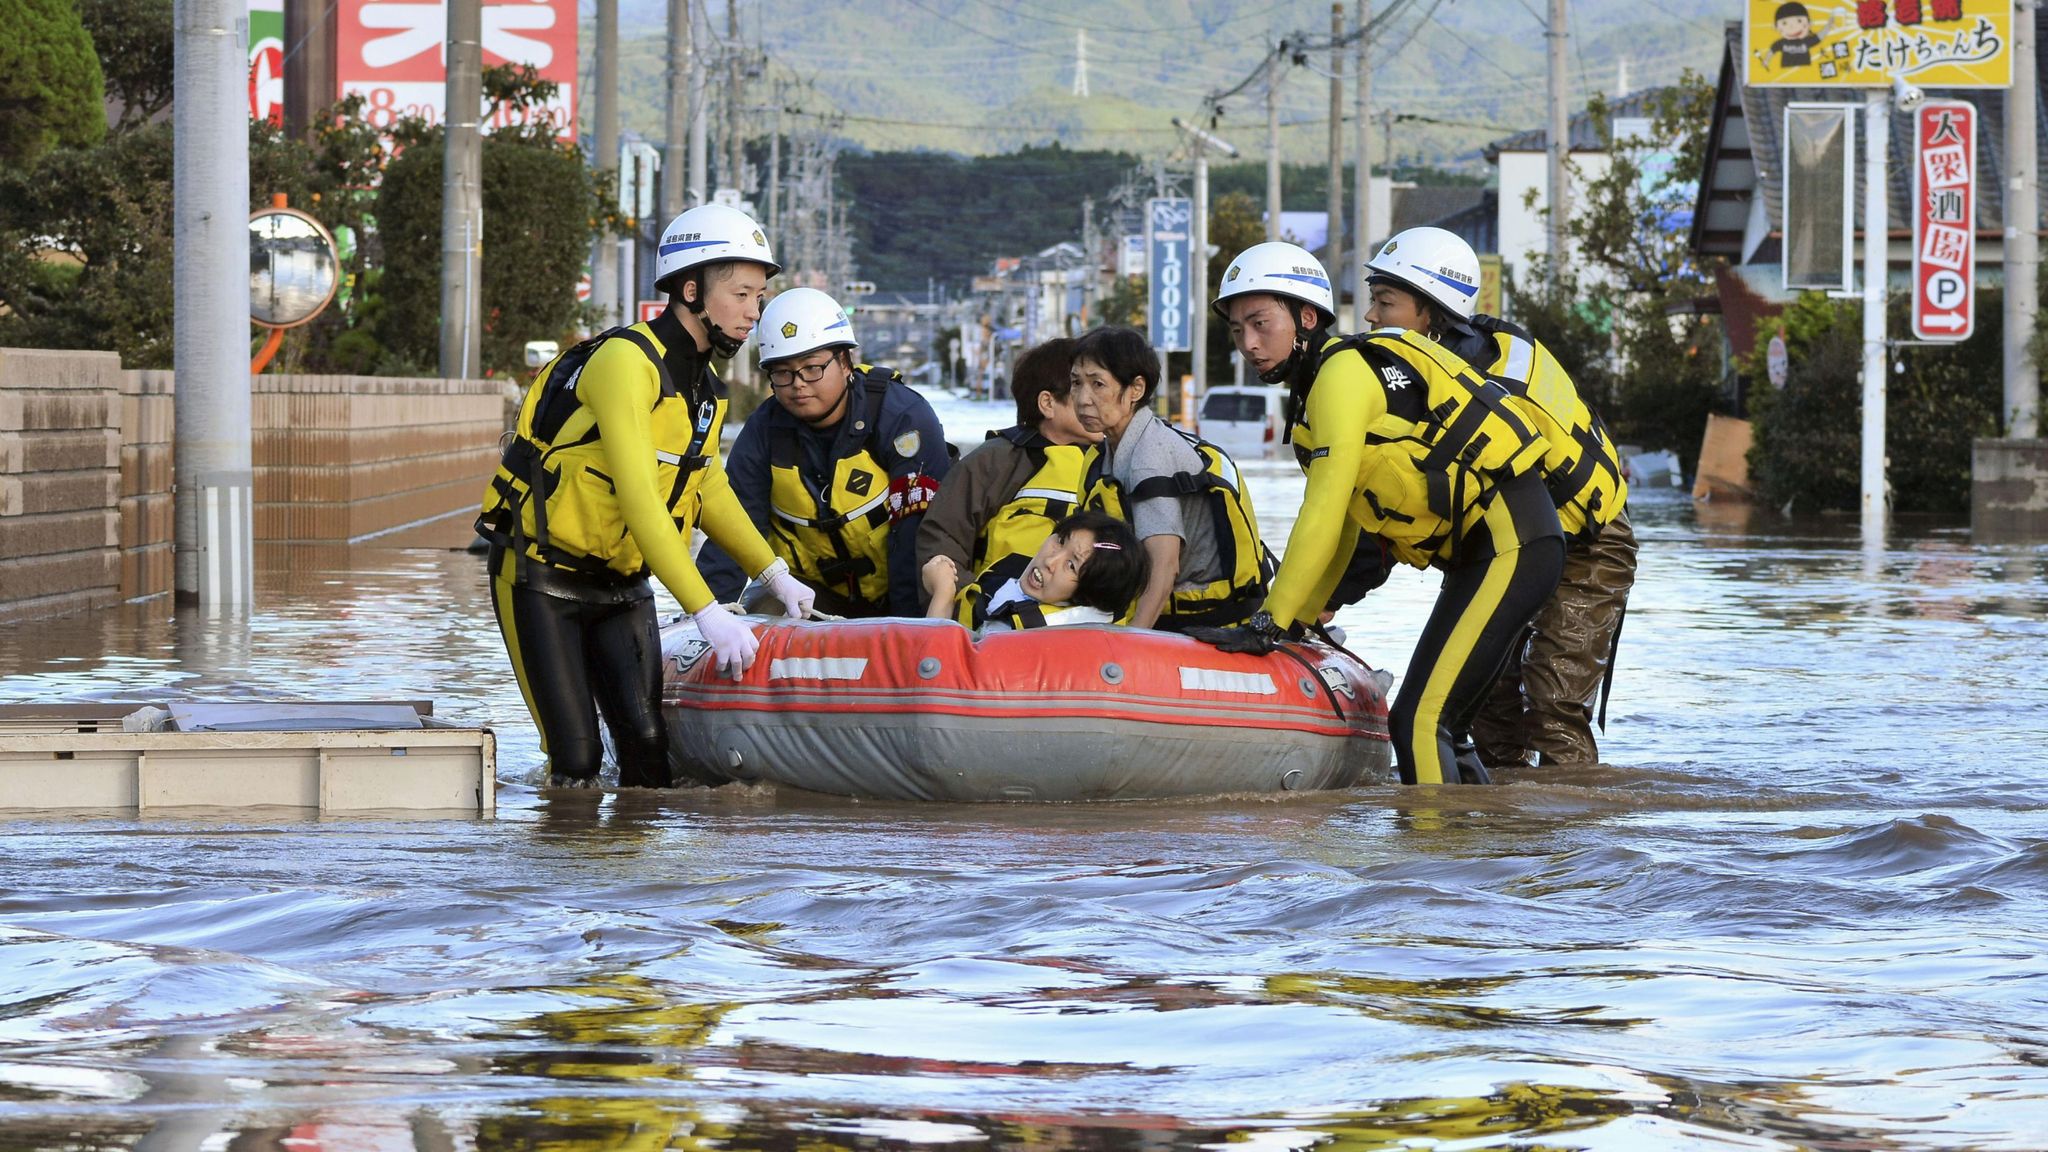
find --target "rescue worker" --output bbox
[698,287,951,617]
[1364,226,1637,769]
[917,337,1094,623]
[475,204,814,789]
[1072,325,1272,631]
[1198,242,1565,786]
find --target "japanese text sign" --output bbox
[1744,0,2014,88]
[337,0,578,138]
[1147,198,1193,354]
[1912,100,1977,341]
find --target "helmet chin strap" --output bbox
[1256,322,1316,385]
[684,271,747,358]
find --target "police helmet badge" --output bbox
[1226,265,1240,281]
[781,321,799,339]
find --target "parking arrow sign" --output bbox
[1911,101,1976,343]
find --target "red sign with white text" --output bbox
[638,300,666,324]
[1912,100,1976,342]
[336,0,577,139]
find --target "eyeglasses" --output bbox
[767,359,836,389]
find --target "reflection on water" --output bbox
[2,487,2046,1149]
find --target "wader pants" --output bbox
[1470,506,1639,769]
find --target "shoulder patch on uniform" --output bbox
[1380,365,1412,390]
[892,430,921,458]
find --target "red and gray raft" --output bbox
[660,618,1393,801]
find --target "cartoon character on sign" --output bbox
[1766,1,1834,70]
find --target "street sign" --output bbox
[337,0,578,139]
[1783,103,1856,292]
[638,300,665,324]
[249,0,284,125]
[1743,0,2015,88]
[1912,100,1977,342]
[1147,197,1193,353]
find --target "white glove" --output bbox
[692,602,759,680]
[757,557,816,620]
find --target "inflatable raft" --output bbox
[659,617,1393,801]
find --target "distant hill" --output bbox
[590,0,1742,169]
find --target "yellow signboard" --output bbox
[1476,254,1503,320]
[1744,0,2013,88]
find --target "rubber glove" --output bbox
[692,602,759,680]
[1187,611,1293,655]
[756,557,817,620]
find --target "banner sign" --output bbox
[249,0,284,125]
[337,0,578,138]
[1743,0,2014,88]
[1911,100,1977,341]
[1147,198,1193,353]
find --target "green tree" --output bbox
[1509,71,1724,472]
[0,0,107,166]
[1745,291,2005,515]
[374,65,602,377]
[77,0,172,131]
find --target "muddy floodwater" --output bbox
[2,455,2046,1150]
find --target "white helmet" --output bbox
[653,203,779,293]
[756,287,856,365]
[1366,226,1481,321]
[1212,241,1335,323]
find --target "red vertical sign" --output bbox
[1911,100,1976,342]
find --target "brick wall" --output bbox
[0,349,123,626]
[2,348,510,624]
[251,374,508,544]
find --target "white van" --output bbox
[1197,386,1289,460]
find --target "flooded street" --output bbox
[3,424,2047,1148]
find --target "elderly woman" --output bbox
[1068,325,1270,631]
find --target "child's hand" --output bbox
[922,555,959,618]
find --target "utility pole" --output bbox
[688,0,709,208]
[725,0,743,196]
[767,96,782,235]
[282,0,335,141]
[662,0,688,219]
[1351,0,1371,331]
[1176,116,1239,402]
[1545,0,1568,286]
[173,0,253,605]
[592,0,619,326]
[1265,45,1284,242]
[1082,196,1096,323]
[2006,0,2040,438]
[1325,5,1344,304]
[1861,90,1891,544]
[439,0,481,379]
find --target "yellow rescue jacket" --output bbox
[764,366,910,612]
[1295,329,1549,569]
[1467,315,1627,539]
[1082,423,1274,628]
[954,426,1088,626]
[477,323,723,581]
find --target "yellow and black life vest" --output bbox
[1296,329,1548,569]
[476,323,722,581]
[1082,424,1275,628]
[978,597,1108,631]
[1469,315,1628,539]
[953,426,1089,626]
[764,365,910,613]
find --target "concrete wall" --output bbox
[1973,439,2048,542]
[250,373,507,545]
[1496,149,1612,287]
[0,349,124,626]
[2,347,509,624]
